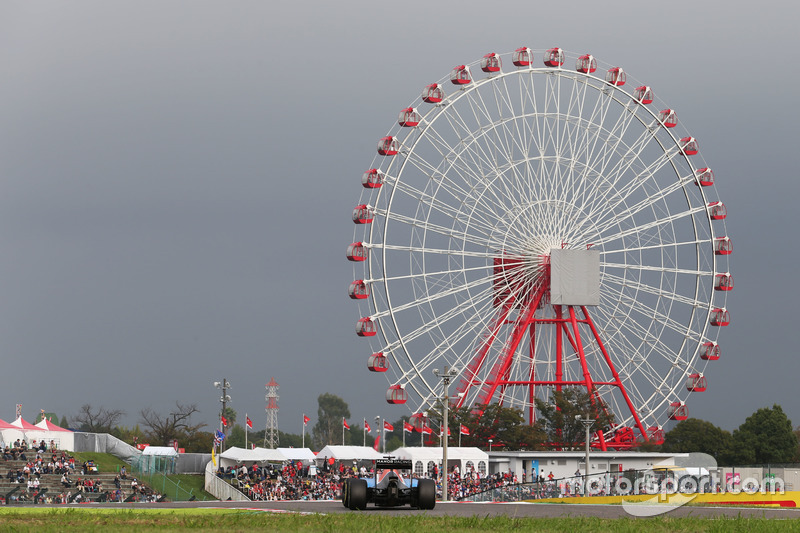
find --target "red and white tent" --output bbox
[0,417,74,450]
[35,419,71,432]
[0,417,26,446]
[29,418,74,450]
[10,416,39,431]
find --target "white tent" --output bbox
[219,446,287,468]
[138,445,179,474]
[142,446,179,456]
[28,419,75,451]
[392,447,489,477]
[316,445,384,461]
[0,419,24,448]
[276,447,316,462]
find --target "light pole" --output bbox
[433,366,457,502]
[375,416,382,454]
[214,379,231,452]
[576,415,595,494]
[434,367,457,500]
[488,439,493,452]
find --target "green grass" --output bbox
[0,510,798,532]
[66,452,215,501]
[163,474,215,501]
[69,451,130,473]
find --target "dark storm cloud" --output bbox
[0,0,796,434]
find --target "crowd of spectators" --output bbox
[444,469,518,500]
[217,459,523,502]
[0,444,160,505]
[217,460,345,500]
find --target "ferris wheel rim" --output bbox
[351,48,730,436]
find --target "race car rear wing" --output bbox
[375,459,412,470]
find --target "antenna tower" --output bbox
[264,377,279,448]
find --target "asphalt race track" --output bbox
[68,500,800,519]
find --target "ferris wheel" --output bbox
[347,48,731,449]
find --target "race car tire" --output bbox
[342,478,350,508]
[417,478,436,510]
[348,478,368,510]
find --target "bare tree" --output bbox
[139,402,206,445]
[73,404,125,433]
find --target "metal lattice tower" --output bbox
[264,377,279,448]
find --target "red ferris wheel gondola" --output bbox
[576,54,597,73]
[605,67,626,86]
[634,86,654,104]
[481,52,502,72]
[543,48,564,67]
[512,47,533,67]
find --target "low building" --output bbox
[488,450,683,482]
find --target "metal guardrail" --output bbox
[203,460,249,502]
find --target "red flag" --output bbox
[383,421,394,432]
[460,424,470,436]
[403,422,414,433]
[373,435,381,451]
[365,421,371,433]
[220,415,228,427]
[343,418,350,430]
[303,415,310,425]
[441,426,451,436]
[246,416,253,429]
[422,426,433,435]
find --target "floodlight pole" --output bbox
[214,379,231,452]
[577,415,595,494]
[434,366,457,503]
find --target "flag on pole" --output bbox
[403,421,414,433]
[220,415,228,427]
[460,424,470,436]
[303,414,310,425]
[422,426,433,435]
[364,420,371,433]
[440,426,451,436]
[246,416,253,429]
[373,435,381,451]
[343,418,350,430]
[383,421,394,432]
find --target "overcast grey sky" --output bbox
[0,1,796,437]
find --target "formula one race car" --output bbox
[342,458,436,510]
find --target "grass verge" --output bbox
[0,509,798,532]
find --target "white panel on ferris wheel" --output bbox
[549,248,600,306]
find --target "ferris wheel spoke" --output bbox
[601,283,706,343]
[386,175,501,241]
[601,238,708,257]
[409,125,535,224]
[603,261,712,280]
[375,274,493,319]
[390,286,502,375]
[376,208,498,251]
[586,176,699,239]
[580,144,680,229]
[377,262,497,284]
[590,206,708,250]
[597,314,686,394]
[372,243,497,259]
[581,100,657,180]
[601,270,710,311]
